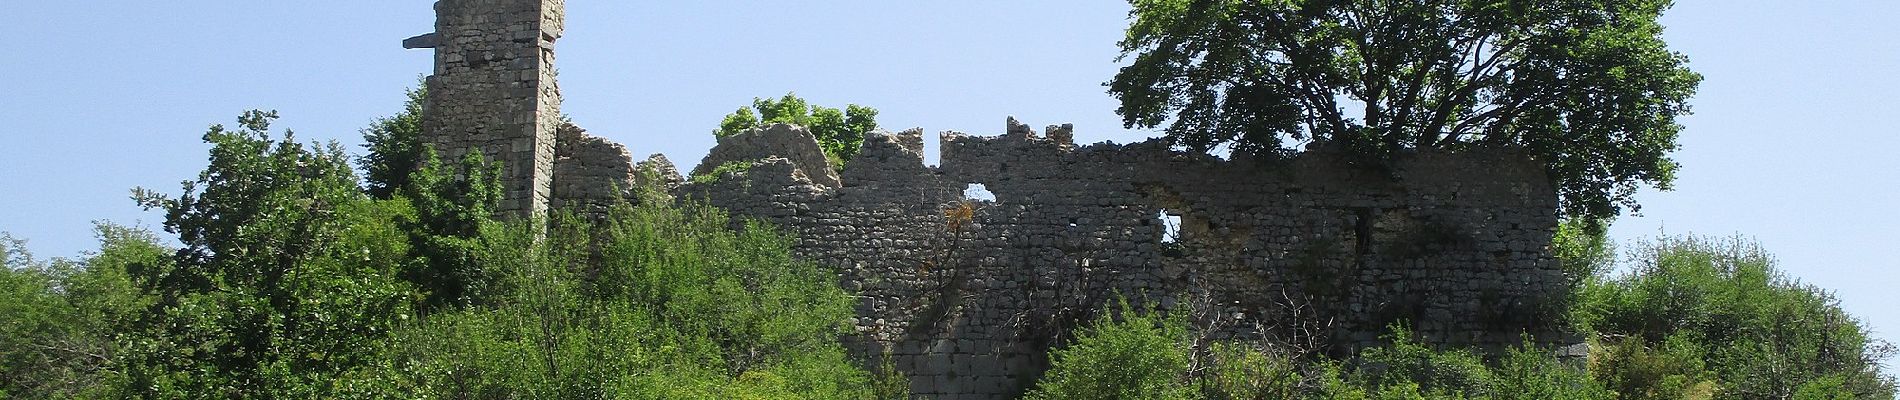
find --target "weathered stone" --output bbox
[678,123,1567,399]
[402,32,439,49]
[693,123,841,188]
[417,0,567,219]
[412,2,1574,398]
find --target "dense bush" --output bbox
[1,227,161,398]
[1024,301,1198,400]
[1025,235,1894,399]
[1574,236,1895,399]
[1022,303,1611,399]
[347,202,895,399]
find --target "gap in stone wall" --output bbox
[964,183,997,202]
[1158,209,1183,243]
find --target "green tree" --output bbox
[360,83,427,199]
[120,111,418,398]
[353,82,510,312]
[1109,0,1701,222]
[715,93,880,168]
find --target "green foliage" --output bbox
[0,235,78,397]
[360,82,428,199]
[1026,308,1612,399]
[398,149,505,310]
[2,226,168,398]
[1573,236,1897,399]
[356,200,889,399]
[1200,342,1306,399]
[1109,0,1701,222]
[1025,300,1198,400]
[119,111,418,398]
[1,90,898,398]
[1554,219,1616,292]
[690,159,759,185]
[713,93,880,168]
[1589,334,1716,400]
[1357,327,1498,398]
[1,232,32,270]
[1491,343,1617,400]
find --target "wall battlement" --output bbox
[408,2,1570,398]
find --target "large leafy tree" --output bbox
[123,111,418,397]
[1109,0,1702,221]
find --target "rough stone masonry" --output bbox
[407,1,1573,399]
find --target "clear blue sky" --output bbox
[2,1,1895,368]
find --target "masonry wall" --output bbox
[551,123,636,214]
[676,122,1569,399]
[409,2,1575,398]
[422,0,565,218]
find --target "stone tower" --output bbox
[405,0,566,218]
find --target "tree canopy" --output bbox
[716,93,880,169]
[1108,0,1702,221]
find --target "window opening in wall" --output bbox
[1158,210,1182,243]
[963,183,997,202]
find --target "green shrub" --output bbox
[1025,300,1197,400]
[1356,327,1496,398]
[1574,236,1896,399]
[690,159,758,185]
[358,200,890,399]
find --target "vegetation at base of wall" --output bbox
[0,109,902,399]
[689,159,760,185]
[714,92,879,170]
[1024,232,1897,399]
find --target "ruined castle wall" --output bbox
[682,125,1567,399]
[421,0,564,217]
[551,123,636,213]
[409,2,1571,398]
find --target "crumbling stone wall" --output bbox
[551,123,636,213]
[417,0,566,217]
[675,121,1568,399]
[408,2,1572,398]
[692,124,842,188]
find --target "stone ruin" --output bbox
[406,1,1574,398]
